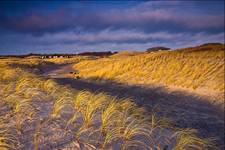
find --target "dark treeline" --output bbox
[0,53,76,58]
[78,51,117,56]
[0,51,118,58]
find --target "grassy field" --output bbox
[74,44,224,101]
[0,56,219,149]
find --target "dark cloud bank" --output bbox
[0,1,224,54]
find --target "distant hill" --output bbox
[200,42,223,47]
[178,43,224,53]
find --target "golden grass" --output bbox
[43,79,59,95]
[0,60,60,148]
[103,111,151,149]
[74,44,224,93]
[0,56,90,74]
[100,100,120,135]
[0,57,219,149]
[51,88,75,118]
[14,99,36,133]
[69,92,110,137]
[0,134,16,149]
[80,93,109,128]
[172,129,217,150]
[0,118,17,150]
[64,90,215,149]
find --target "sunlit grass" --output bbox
[14,99,36,133]
[102,113,151,149]
[69,92,110,138]
[172,129,217,150]
[0,118,18,150]
[43,79,59,95]
[74,44,224,93]
[52,88,75,118]
[100,100,120,135]
[0,56,220,149]
[80,93,108,128]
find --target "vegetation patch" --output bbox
[0,58,218,149]
[74,44,224,99]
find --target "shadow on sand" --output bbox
[51,77,224,148]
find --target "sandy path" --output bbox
[42,64,224,149]
[42,64,74,78]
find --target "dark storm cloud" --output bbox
[0,1,224,54]
[0,1,224,35]
[0,9,74,34]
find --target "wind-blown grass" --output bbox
[61,90,216,149]
[0,56,219,149]
[100,100,120,135]
[0,118,18,150]
[172,129,217,150]
[51,88,75,118]
[74,44,224,95]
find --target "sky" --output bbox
[0,0,224,55]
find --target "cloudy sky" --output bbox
[0,1,224,55]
